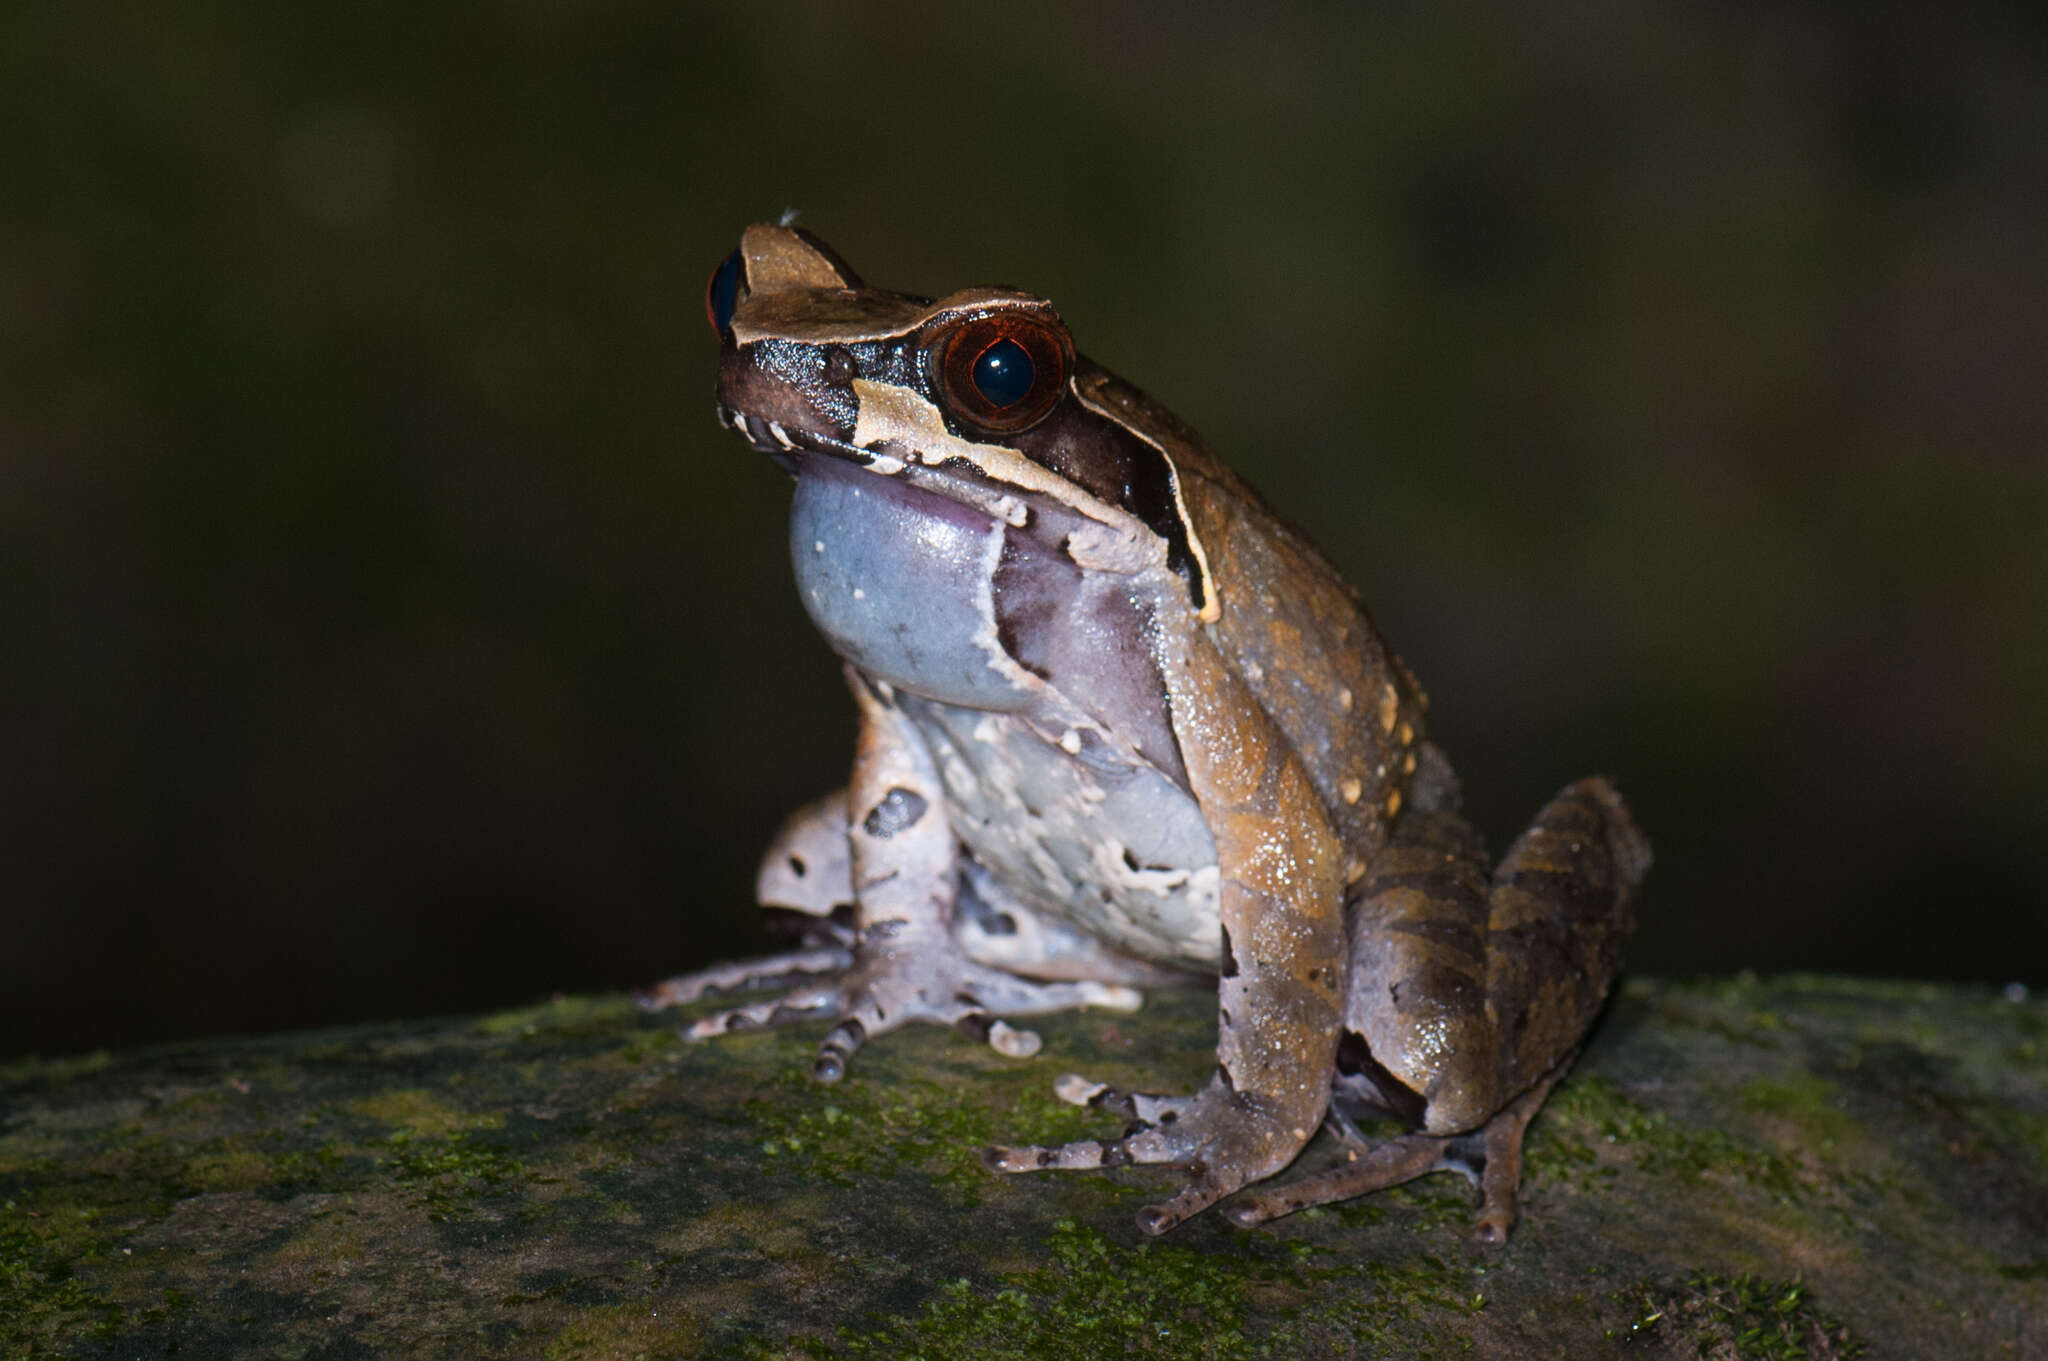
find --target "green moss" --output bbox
[716,989,1237,1219]
[1528,1077,1806,1202]
[1372,1176,1479,1234]
[180,1139,280,1195]
[742,1061,1099,1205]
[541,1300,706,1358]
[1739,1073,1864,1155]
[0,1051,114,1089]
[379,1130,531,1221]
[1963,1103,2048,1173]
[1755,974,1947,1006]
[784,1217,1480,1360]
[351,1087,500,1137]
[1610,1272,1865,1359]
[593,1024,689,1071]
[1651,995,1783,1050]
[0,1195,122,1359]
[474,993,635,1039]
[269,1142,352,1195]
[2010,999,2047,1053]
[4,1137,185,1239]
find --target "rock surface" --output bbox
[3,974,2043,1359]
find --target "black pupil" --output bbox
[971,338,1034,407]
[706,250,743,336]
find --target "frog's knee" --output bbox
[755,790,855,917]
[1577,776,1653,891]
[1419,1072,1505,1137]
[1538,776,1653,901]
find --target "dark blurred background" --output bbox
[4,4,2044,1063]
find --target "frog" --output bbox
[638,221,1651,1242]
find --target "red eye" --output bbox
[930,311,1071,434]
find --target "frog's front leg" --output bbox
[987,714,1348,1236]
[678,670,1141,1079]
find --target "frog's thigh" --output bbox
[1347,779,1646,1135]
[1342,807,1498,1129]
[754,789,855,921]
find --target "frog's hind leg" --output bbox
[1226,775,1646,1242]
[1219,1052,1572,1239]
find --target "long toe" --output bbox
[634,947,853,1011]
[811,1018,868,1082]
[1217,1136,1456,1227]
[1136,1177,1235,1236]
[682,986,842,1041]
[983,1137,1135,1173]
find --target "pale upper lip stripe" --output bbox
[716,402,893,469]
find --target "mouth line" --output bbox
[714,402,897,468]
[715,401,1042,530]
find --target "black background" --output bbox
[6,3,2044,1062]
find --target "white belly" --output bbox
[899,694,1222,972]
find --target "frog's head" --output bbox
[705,223,1214,615]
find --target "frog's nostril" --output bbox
[705,248,745,337]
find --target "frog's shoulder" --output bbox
[1071,364,1228,480]
[1079,365,1427,852]
[1069,364,1350,605]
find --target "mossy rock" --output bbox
[4,975,2044,1358]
